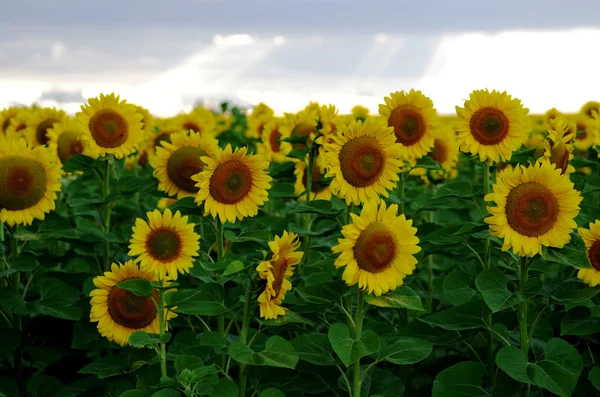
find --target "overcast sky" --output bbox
[1,1,599,116]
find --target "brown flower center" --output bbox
[183,121,202,134]
[0,156,47,210]
[576,123,587,140]
[388,106,426,146]
[505,182,559,237]
[302,163,324,193]
[588,240,600,271]
[89,109,128,148]
[57,130,84,163]
[146,227,182,262]
[550,143,570,175]
[291,122,314,149]
[153,133,172,150]
[166,146,207,193]
[108,281,158,329]
[138,151,149,168]
[429,139,448,163]
[339,136,385,187]
[271,257,289,297]
[269,128,281,152]
[36,118,59,145]
[2,116,14,133]
[353,223,396,273]
[209,160,253,204]
[470,107,509,145]
[16,123,26,132]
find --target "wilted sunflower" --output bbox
[281,110,318,150]
[46,117,87,164]
[577,221,600,287]
[0,107,20,137]
[151,130,220,199]
[89,261,177,346]
[294,156,331,201]
[572,116,598,152]
[455,89,530,163]
[581,101,600,119]
[324,119,402,205]
[351,105,370,122]
[128,208,200,280]
[24,107,66,146]
[258,118,292,163]
[332,201,420,296]
[538,117,575,175]
[409,127,459,184]
[256,231,303,319]
[77,93,144,159]
[485,161,581,257]
[0,138,62,226]
[193,145,272,223]
[378,89,438,161]
[177,111,215,137]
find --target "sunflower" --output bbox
[128,208,200,280]
[280,110,318,150]
[157,197,177,210]
[76,93,144,159]
[294,156,331,201]
[0,107,20,137]
[316,104,340,144]
[193,145,272,223]
[524,130,547,156]
[251,103,275,118]
[351,105,370,122]
[324,119,402,205]
[24,107,66,146]
[485,161,582,257]
[455,89,530,163]
[176,111,215,137]
[46,117,88,164]
[409,126,459,184]
[538,117,575,175]
[256,231,303,319]
[215,113,233,136]
[581,101,600,119]
[544,108,562,125]
[5,109,31,140]
[577,221,600,287]
[332,201,420,296]
[142,120,180,163]
[135,105,154,137]
[151,130,220,199]
[0,138,63,226]
[89,261,177,346]
[258,118,293,163]
[378,89,438,161]
[572,116,598,152]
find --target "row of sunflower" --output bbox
[1,91,600,396]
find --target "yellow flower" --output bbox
[577,221,600,287]
[324,119,403,205]
[135,105,154,137]
[378,89,439,161]
[316,104,340,144]
[409,126,460,184]
[572,116,598,152]
[4,108,31,140]
[246,114,272,139]
[177,111,215,137]
[157,197,177,210]
[258,118,293,163]
[251,103,274,118]
[280,110,318,151]
[151,130,220,199]
[455,89,530,163]
[193,145,272,223]
[485,162,582,257]
[0,107,20,137]
[24,107,66,146]
[351,105,370,122]
[294,156,331,201]
[46,117,88,164]
[544,108,562,125]
[76,93,144,159]
[580,101,600,119]
[0,138,63,226]
[256,231,303,319]
[332,201,421,296]
[89,260,177,346]
[538,117,576,175]
[128,208,200,280]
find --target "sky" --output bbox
[1,0,599,116]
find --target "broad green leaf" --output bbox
[174,355,204,373]
[432,181,474,199]
[27,374,64,397]
[327,323,379,367]
[129,331,170,347]
[197,331,227,354]
[495,346,530,384]
[116,279,154,298]
[151,390,181,397]
[475,269,522,312]
[432,361,488,397]
[420,299,491,331]
[62,154,96,172]
[165,284,227,316]
[295,279,348,304]
[552,281,600,303]
[0,256,39,278]
[269,182,296,198]
[210,378,238,397]
[78,353,129,379]
[229,336,298,369]
[196,259,243,273]
[118,176,156,194]
[0,376,18,397]
[377,337,432,365]
[443,270,477,306]
[589,367,600,391]
[54,377,102,397]
[561,307,599,336]
[257,310,311,326]
[28,278,82,320]
[286,148,308,161]
[0,329,21,361]
[259,389,285,397]
[0,288,28,315]
[119,391,147,397]
[542,247,590,269]
[290,200,344,216]
[224,221,271,243]
[522,279,543,299]
[365,286,425,311]
[582,175,600,194]
[291,333,336,366]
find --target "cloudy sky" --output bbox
[1,0,599,116]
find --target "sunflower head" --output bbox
[409,126,459,184]
[24,107,66,146]
[538,117,575,175]
[128,208,200,280]
[0,107,20,137]
[572,116,598,152]
[455,89,530,163]
[351,105,370,122]
[577,221,600,287]
[46,117,88,164]
[544,108,562,126]
[76,93,144,159]
[5,109,32,140]
[332,201,421,296]
[193,145,272,223]
[251,103,275,119]
[177,111,215,137]
[258,118,293,163]
[246,113,272,139]
[581,101,600,119]
[135,105,154,137]
[282,110,318,150]
[294,155,331,201]
[485,161,582,256]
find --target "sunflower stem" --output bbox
[519,256,529,356]
[299,147,316,276]
[216,218,226,371]
[398,171,406,214]
[102,158,112,273]
[353,290,364,397]
[239,277,253,397]
[157,283,168,379]
[481,161,495,384]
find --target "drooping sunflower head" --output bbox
[332,201,421,296]
[177,111,215,137]
[151,130,220,199]
[294,155,331,201]
[324,119,402,205]
[455,89,530,163]
[0,138,63,226]
[581,101,600,119]
[378,89,439,161]
[24,107,67,147]
[256,231,303,319]
[572,116,598,152]
[128,208,200,280]
[193,145,272,223]
[0,107,20,137]
[577,221,600,287]
[485,161,582,257]
[351,105,370,122]
[538,117,576,175]
[46,117,88,164]
[89,261,177,346]
[76,93,144,159]
[258,118,293,163]
[135,105,154,137]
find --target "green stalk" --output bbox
[519,256,529,356]
[398,172,406,214]
[8,231,23,395]
[482,161,494,384]
[353,290,364,397]
[299,147,316,276]
[239,278,253,397]
[102,158,112,272]
[482,162,491,271]
[216,218,226,371]
[158,286,168,379]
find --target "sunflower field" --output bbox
[2,91,600,397]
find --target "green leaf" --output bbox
[129,331,169,347]
[365,286,425,311]
[119,392,147,397]
[420,299,491,331]
[443,270,477,306]
[552,281,600,303]
[257,310,311,326]
[475,269,523,313]
[582,175,600,194]
[165,284,228,316]
[0,376,18,397]
[54,377,102,397]
[224,220,271,243]
[116,279,154,298]
[78,353,128,379]
[327,323,379,367]
[0,256,39,278]
[495,346,531,384]
[151,390,181,397]
[589,367,600,392]
[62,154,96,172]
[118,176,156,194]
[432,181,474,199]
[377,337,432,365]
[210,378,238,397]
[28,278,81,320]
[259,389,285,397]
[0,329,21,361]
[561,307,599,336]
[269,182,296,198]
[522,279,543,299]
[0,289,28,315]
[295,279,348,304]
[197,331,227,354]
[414,155,442,169]
[27,374,64,397]
[432,361,488,397]
[290,200,343,216]
[174,355,204,373]
[542,246,590,269]
[286,148,308,161]
[291,333,337,366]
[229,336,299,369]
